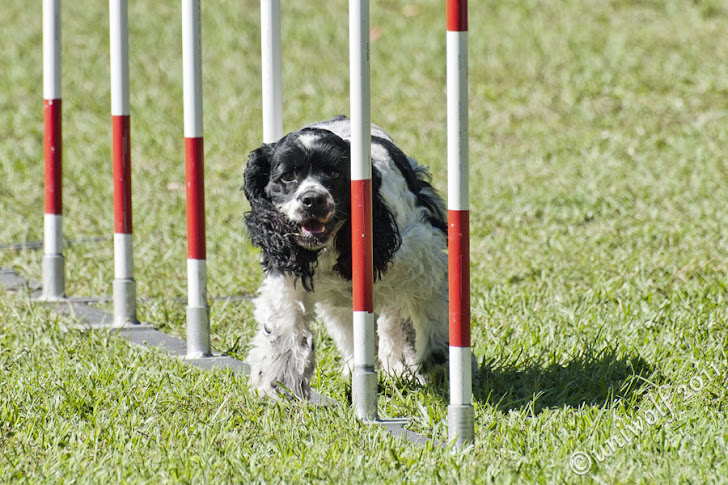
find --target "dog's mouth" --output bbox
[301,219,327,234]
[294,215,337,249]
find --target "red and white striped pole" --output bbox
[42,0,65,301]
[349,0,377,422]
[261,0,283,143]
[182,0,211,358]
[110,0,138,325]
[447,0,474,447]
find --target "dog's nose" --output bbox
[300,191,328,210]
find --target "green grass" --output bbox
[2,0,728,482]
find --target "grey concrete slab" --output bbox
[35,293,252,305]
[185,354,251,374]
[309,391,338,407]
[0,269,26,290]
[0,237,108,251]
[53,301,115,326]
[378,419,435,447]
[0,241,43,251]
[0,268,39,291]
[124,328,188,356]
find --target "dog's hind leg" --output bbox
[377,308,421,382]
[246,275,316,399]
[408,287,450,379]
[411,292,480,384]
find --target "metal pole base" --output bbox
[352,366,378,422]
[41,254,65,300]
[448,404,475,449]
[113,278,138,326]
[186,305,211,358]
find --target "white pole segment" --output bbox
[109,0,130,117]
[182,0,204,139]
[261,0,283,143]
[113,233,134,279]
[447,31,469,213]
[449,346,472,406]
[349,0,371,183]
[43,0,61,100]
[186,259,207,309]
[352,311,376,367]
[44,214,63,255]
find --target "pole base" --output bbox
[352,365,378,422]
[186,305,211,358]
[113,278,138,326]
[41,254,65,300]
[448,404,475,449]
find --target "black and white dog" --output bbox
[243,116,449,398]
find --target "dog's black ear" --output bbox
[370,170,402,279]
[333,167,401,282]
[243,142,276,203]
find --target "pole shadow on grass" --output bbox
[414,345,655,415]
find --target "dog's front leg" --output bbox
[246,275,315,399]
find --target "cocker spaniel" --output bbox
[243,116,450,398]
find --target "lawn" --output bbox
[2,0,728,482]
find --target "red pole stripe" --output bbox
[447,0,468,32]
[44,99,62,215]
[185,137,206,260]
[351,179,374,312]
[112,115,133,234]
[448,209,470,347]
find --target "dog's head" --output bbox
[243,128,352,289]
[243,126,402,291]
[244,128,351,251]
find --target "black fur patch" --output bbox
[371,136,447,234]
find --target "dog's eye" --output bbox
[280,172,296,183]
[329,171,341,180]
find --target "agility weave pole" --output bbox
[446,0,475,447]
[42,0,65,301]
[182,0,211,359]
[110,0,138,326]
[349,0,379,423]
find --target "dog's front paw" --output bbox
[380,355,426,385]
[252,376,311,401]
[246,326,315,400]
[247,353,313,400]
[248,374,280,399]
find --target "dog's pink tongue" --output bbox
[303,221,326,234]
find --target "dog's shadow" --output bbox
[423,346,655,415]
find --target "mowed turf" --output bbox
[2,0,728,482]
